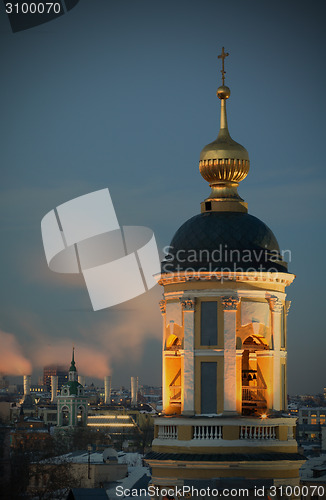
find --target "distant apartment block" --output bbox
[297,407,326,445]
[43,366,68,391]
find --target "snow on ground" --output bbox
[300,454,326,480]
[118,452,144,468]
[107,453,151,498]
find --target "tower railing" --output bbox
[157,425,178,439]
[240,425,276,440]
[154,419,295,444]
[193,425,222,440]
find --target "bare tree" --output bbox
[27,458,82,500]
[0,423,11,500]
[53,427,110,454]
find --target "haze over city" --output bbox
[0,0,325,394]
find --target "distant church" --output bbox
[57,349,88,427]
[146,49,305,497]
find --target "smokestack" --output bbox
[104,376,111,405]
[131,376,138,406]
[78,375,86,387]
[51,376,58,403]
[23,375,31,396]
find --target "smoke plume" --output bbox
[31,340,111,379]
[0,330,32,375]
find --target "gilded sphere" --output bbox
[217,85,231,99]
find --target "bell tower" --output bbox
[57,349,88,427]
[146,49,305,497]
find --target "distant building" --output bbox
[0,400,11,422]
[139,385,162,404]
[322,428,326,452]
[30,384,47,394]
[28,448,127,491]
[139,385,162,396]
[15,408,46,430]
[300,455,326,499]
[0,375,9,390]
[57,349,88,427]
[37,406,58,426]
[87,414,138,434]
[10,407,51,452]
[297,407,326,446]
[43,365,68,391]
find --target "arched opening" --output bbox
[165,335,182,412]
[241,335,269,416]
[61,406,70,426]
[163,322,184,414]
[77,405,84,426]
[243,335,269,349]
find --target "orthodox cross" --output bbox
[218,47,229,85]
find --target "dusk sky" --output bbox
[0,0,325,394]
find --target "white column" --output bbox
[51,376,58,403]
[131,376,138,406]
[104,376,111,404]
[270,297,283,411]
[23,375,31,396]
[181,298,195,415]
[159,300,168,411]
[222,295,239,414]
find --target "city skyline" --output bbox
[0,0,325,393]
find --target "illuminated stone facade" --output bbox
[146,51,305,498]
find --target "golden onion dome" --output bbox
[199,84,250,188]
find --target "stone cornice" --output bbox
[158,271,295,287]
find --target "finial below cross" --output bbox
[218,47,229,85]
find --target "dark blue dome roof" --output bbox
[162,212,288,274]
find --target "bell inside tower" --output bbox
[241,335,269,416]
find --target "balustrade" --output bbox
[240,425,276,440]
[193,425,222,440]
[157,425,178,439]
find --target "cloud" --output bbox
[0,330,32,375]
[19,249,86,290]
[30,340,111,380]
[81,286,162,364]
[0,180,164,384]
[2,281,163,385]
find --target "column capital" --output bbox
[285,300,291,316]
[221,295,239,311]
[159,300,166,314]
[180,298,195,311]
[269,296,283,313]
